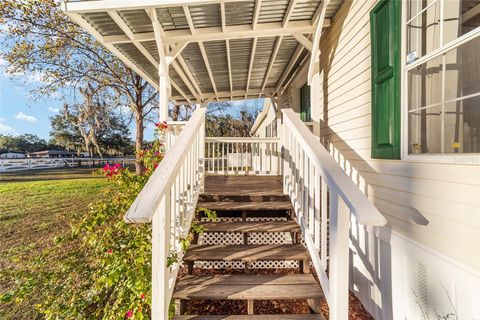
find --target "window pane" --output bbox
[407,0,441,60]
[444,0,480,44]
[444,96,480,153]
[409,106,443,153]
[407,0,438,20]
[408,55,443,110]
[444,35,480,101]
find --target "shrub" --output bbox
[1,123,165,319]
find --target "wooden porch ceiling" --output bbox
[62,0,344,105]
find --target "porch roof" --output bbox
[62,0,343,105]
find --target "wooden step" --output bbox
[173,274,324,300]
[184,244,308,262]
[173,315,324,319]
[198,221,300,233]
[197,201,293,211]
[199,194,291,203]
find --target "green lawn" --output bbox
[0,167,110,319]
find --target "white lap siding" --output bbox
[279,0,480,319]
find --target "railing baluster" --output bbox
[320,178,328,267]
[241,142,243,174]
[308,158,314,236]
[314,165,321,252]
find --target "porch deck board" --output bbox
[183,244,309,262]
[173,274,324,300]
[198,221,300,233]
[173,315,325,319]
[196,201,292,211]
[203,175,284,196]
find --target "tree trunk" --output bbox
[89,130,103,158]
[172,105,180,121]
[135,111,145,175]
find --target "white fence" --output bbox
[0,158,74,172]
[0,157,133,173]
[205,137,280,175]
[282,109,387,319]
[124,108,206,319]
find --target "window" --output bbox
[300,83,311,122]
[405,0,480,155]
[265,120,277,138]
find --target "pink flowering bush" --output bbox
[102,163,123,178]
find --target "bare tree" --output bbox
[0,0,158,174]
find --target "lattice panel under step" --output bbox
[194,260,300,269]
[196,217,304,269]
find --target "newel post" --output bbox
[328,192,350,320]
[151,192,171,320]
[198,104,206,193]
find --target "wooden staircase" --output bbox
[172,176,325,319]
[124,108,387,319]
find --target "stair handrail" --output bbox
[281,108,386,319]
[282,109,386,224]
[125,107,205,223]
[124,107,206,319]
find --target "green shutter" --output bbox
[370,0,401,159]
[300,83,311,122]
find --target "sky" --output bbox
[0,59,265,142]
[0,60,65,140]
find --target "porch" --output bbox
[61,0,387,319]
[121,107,386,319]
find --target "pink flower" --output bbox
[103,163,123,178]
[155,121,168,130]
[107,249,113,255]
[126,309,133,318]
[140,293,145,300]
[153,163,158,169]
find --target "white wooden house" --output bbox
[62,0,480,319]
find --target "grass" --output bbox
[0,167,110,319]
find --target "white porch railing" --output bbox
[205,137,280,175]
[282,109,387,319]
[124,107,386,319]
[124,108,206,319]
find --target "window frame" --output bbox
[401,0,480,163]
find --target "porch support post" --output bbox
[159,70,170,122]
[149,8,171,121]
